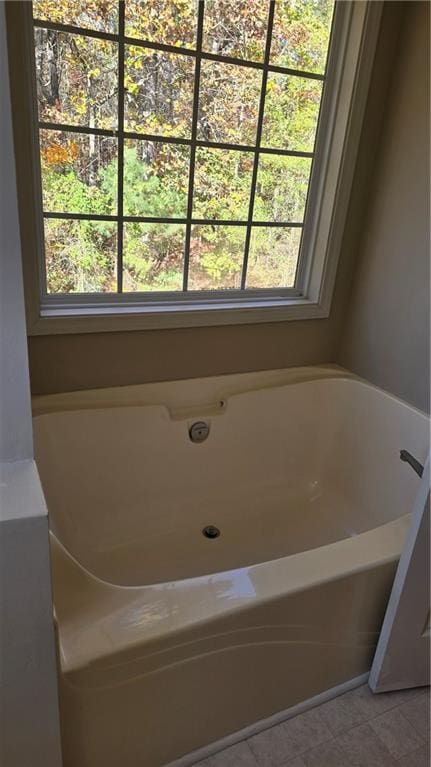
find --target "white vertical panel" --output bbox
[0,3,63,764]
[370,457,430,691]
[0,1,33,464]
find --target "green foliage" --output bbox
[254,155,312,221]
[189,225,245,289]
[44,219,116,293]
[42,167,108,215]
[263,74,323,151]
[271,0,334,73]
[123,221,185,291]
[246,226,301,288]
[193,148,254,221]
[34,0,334,294]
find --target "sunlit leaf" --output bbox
[125,0,197,48]
[123,223,185,292]
[33,0,118,33]
[123,140,190,217]
[44,219,117,293]
[193,148,254,220]
[198,60,261,145]
[40,130,117,214]
[246,226,302,288]
[261,73,323,151]
[124,47,195,138]
[254,155,312,222]
[271,0,334,74]
[35,30,117,129]
[203,0,269,61]
[189,225,245,290]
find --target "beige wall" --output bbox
[338,1,430,414]
[28,318,339,394]
[13,4,425,398]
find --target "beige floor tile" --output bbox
[248,723,298,767]
[318,689,366,735]
[301,739,348,767]
[193,687,430,767]
[415,686,430,700]
[199,741,259,767]
[368,707,424,758]
[351,684,425,719]
[282,708,332,756]
[336,722,399,766]
[398,694,431,740]
[397,745,431,767]
[317,684,428,737]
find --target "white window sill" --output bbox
[32,295,329,335]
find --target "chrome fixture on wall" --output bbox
[400,449,424,478]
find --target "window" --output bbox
[18,1,382,331]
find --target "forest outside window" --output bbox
[23,0,380,330]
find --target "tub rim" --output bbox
[32,364,350,418]
[52,513,411,677]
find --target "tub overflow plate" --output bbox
[189,421,209,443]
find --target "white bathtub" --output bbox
[33,366,429,767]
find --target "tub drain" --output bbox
[202,525,220,539]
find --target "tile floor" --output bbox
[193,685,430,767]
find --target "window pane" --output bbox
[193,147,254,220]
[32,0,118,33]
[271,0,334,74]
[188,225,245,290]
[44,219,117,293]
[261,73,323,151]
[254,155,312,222]
[33,2,336,301]
[203,0,268,62]
[246,227,302,288]
[123,140,190,217]
[123,223,185,291]
[125,0,197,48]
[198,61,261,145]
[40,130,117,214]
[125,47,194,137]
[34,30,117,129]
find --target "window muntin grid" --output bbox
[32,1,335,297]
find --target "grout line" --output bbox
[188,685,430,767]
[166,674,369,767]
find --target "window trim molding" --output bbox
[10,0,383,335]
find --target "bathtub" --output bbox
[33,366,429,767]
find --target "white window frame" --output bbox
[16,0,382,335]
